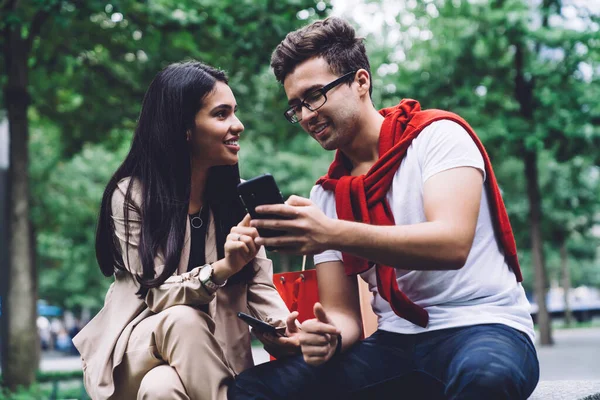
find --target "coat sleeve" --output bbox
[111,178,216,312]
[245,247,290,328]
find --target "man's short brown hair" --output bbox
[271,17,372,96]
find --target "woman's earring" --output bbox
[186,130,191,142]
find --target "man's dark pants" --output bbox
[228,323,539,400]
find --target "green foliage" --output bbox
[355,0,600,292]
[240,134,333,198]
[35,370,83,383]
[3,0,331,311]
[31,131,129,309]
[3,0,599,316]
[14,0,331,156]
[0,377,87,400]
[0,386,45,400]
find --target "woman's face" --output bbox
[189,81,244,168]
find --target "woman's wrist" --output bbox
[211,259,232,285]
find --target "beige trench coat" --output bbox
[73,178,290,400]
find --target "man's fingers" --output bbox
[300,318,339,336]
[313,303,331,324]
[250,218,297,232]
[299,333,330,347]
[254,204,299,218]
[301,344,331,357]
[303,354,327,366]
[285,195,312,207]
[253,236,319,257]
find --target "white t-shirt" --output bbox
[311,119,535,342]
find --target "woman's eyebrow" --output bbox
[210,104,236,113]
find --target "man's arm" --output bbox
[315,260,363,349]
[297,260,363,366]
[333,166,483,270]
[252,166,483,271]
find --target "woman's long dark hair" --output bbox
[96,61,251,297]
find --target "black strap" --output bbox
[187,206,210,272]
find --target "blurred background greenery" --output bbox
[1,0,599,393]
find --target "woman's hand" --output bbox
[212,214,260,283]
[253,312,302,359]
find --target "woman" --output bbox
[73,61,297,400]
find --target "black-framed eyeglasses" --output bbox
[284,70,357,124]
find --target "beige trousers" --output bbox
[112,305,234,400]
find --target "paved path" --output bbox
[535,327,600,381]
[38,347,271,372]
[37,327,600,381]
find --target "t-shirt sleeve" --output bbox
[309,185,343,265]
[416,120,486,183]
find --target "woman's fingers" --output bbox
[231,226,260,239]
[226,231,257,254]
[239,234,257,256]
[253,331,276,346]
[238,213,252,227]
[286,311,300,335]
[276,336,300,348]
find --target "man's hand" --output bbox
[253,312,302,359]
[251,196,335,254]
[299,303,341,366]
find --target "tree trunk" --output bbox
[524,149,553,345]
[1,23,39,390]
[560,239,573,327]
[514,32,553,345]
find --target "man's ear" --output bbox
[355,69,371,97]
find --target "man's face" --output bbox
[283,57,360,151]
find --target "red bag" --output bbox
[273,256,319,323]
[273,256,379,337]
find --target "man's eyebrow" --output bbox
[287,84,323,105]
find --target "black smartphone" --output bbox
[237,174,286,241]
[237,312,286,336]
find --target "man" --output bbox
[229,17,539,399]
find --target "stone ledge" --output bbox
[529,381,600,400]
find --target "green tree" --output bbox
[539,156,600,325]
[344,0,600,345]
[1,0,328,389]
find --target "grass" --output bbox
[0,371,87,400]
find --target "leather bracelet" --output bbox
[334,334,342,356]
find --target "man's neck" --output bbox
[341,106,385,176]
